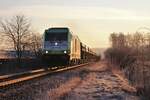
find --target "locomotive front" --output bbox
[42,28,71,64]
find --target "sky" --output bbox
[1,0,150,48]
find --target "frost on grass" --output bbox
[0,62,140,100]
[47,77,81,100]
[61,62,140,100]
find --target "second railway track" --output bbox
[0,63,90,88]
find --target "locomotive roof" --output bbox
[47,27,69,31]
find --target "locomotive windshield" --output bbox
[45,32,68,41]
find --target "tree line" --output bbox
[105,32,150,67]
[0,15,42,63]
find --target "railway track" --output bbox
[0,63,90,88]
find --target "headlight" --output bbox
[46,51,48,54]
[64,51,67,54]
[55,42,58,46]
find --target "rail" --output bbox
[0,63,90,87]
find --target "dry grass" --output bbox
[125,62,150,100]
[110,61,150,100]
[48,77,81,100]
[112,68,137,93]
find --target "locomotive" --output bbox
[42,27,99,65]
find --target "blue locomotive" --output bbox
[42,27,99,65]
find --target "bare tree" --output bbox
[26,32,42,57]
[0,15,31,63]
[118,33,126,49]
[110,33,118,48]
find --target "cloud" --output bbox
[1,4,150,48]
[0,0,112,8]
[23,6,150,20]
[1,5,150,21]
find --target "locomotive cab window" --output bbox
[45,32,68,41]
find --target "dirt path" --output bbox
[58,62,140,100]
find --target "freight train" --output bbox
[42,27,99,65]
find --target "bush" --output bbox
[104,48,136,69]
